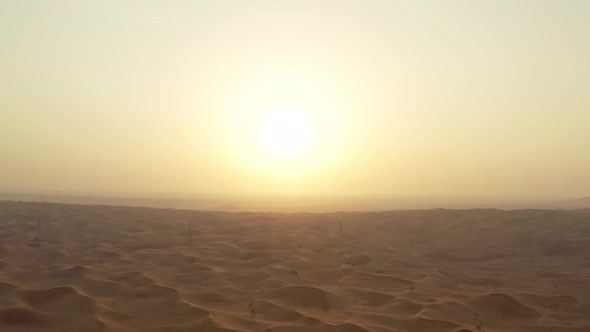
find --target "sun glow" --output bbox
[220,68,356,178]
[257,106,316,160]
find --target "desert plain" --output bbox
[0,201,589,332]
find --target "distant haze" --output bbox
[1,0,589,200]
[2,193,589,213]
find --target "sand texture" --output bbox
[0,201,589,332]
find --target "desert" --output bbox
[3,1,590,331]
[1,201,588,332]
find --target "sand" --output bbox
[0,201,589,332]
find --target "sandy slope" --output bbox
[0,201,589,332]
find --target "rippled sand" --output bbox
[0,201,589,332]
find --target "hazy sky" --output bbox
[1,0,589,199]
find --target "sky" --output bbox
[1,0,589,200]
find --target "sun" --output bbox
[256,106,316,160]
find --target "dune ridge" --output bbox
[0,201,589,331]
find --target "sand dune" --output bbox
[0,202,589,331]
